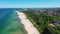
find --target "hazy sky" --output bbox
[0,0,60,8]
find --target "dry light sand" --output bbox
[16,11,40,34]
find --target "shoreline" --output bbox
[16,11,40,34]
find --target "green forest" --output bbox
[23,11,60,34]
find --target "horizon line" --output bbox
[0,7,60,8]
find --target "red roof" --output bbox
[49,23,55,26]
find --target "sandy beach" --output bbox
[16,11,40,34]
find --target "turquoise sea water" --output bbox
[0,8,27,34]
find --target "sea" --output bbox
[0,8,27,34]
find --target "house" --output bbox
[50,21,60,26]
[49,23,55,26]
[48,10,53,16]
[54,22,60,26]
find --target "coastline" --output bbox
[16,11,40,34]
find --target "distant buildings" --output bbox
[24,8,60,16]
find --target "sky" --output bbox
[0,0,60,8]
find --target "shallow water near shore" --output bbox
[0,8,27,34]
